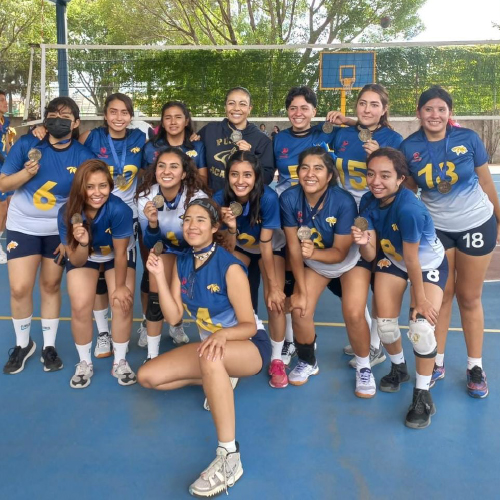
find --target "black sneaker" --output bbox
[379,362,410,392]
[405,388,436,429]
[3,339,36,374]
[40,346,63,372]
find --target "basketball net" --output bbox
[340,77,355,96]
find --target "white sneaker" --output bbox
[70,360,93,389]
[137,320,148,348]
[112,359,137,386]
[355,367,376,398]
[169,322,189,345]
[204,377,239,411]
[0,246,7,264]
[94,332,112,358]
[349,344,386,369]
[288,360,319,386]
[281,340,297,366]
[344,344,355,356]
[189,443,243,497]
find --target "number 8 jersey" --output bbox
[2,135,95,235]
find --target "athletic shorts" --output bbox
[6,230,60,260]
[250,328,271,372]
[66,246,137,273]
[236,246,286,263]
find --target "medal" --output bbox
[71,213,83,225]
[297,226,312,241]
[152,194,164,209]
[322,122,334,134]
[354,217,369,231]
[358,128,372,142]
[437,180,452,194]
[230,130,243,143]
[230,201,243,217]
[153,240,164,256]
[28,148,42,162]
[115,174,127,188]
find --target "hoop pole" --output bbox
[41,45,46,119]
[23,46,35,122]
[340,90,347,116]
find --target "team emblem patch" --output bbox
[451,145,467,155]
[67,166,77,174]
[377,258,391,269]
[325,216,337,226]
[186,150,198,158]
[207,284,221,293]
[130,147,141,154]
[6,241,18,252]
[412,152,422,162]
[392,224,399,231]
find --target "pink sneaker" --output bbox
[268,359,288,388]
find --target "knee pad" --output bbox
[140,270,150,294]
[96,272,107,295]
[294,335,317,365]
[284,270,295,297]
[146,292,163,322]
[407,317,437,358]
[377,318,401,345]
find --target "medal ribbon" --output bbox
[107,133,128,176]
[423,128,450,187]
[300,188,328,227]
[164,186,184,210]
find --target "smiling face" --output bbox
[417,98,451,140]
[0,93,8,116]
[287,96,316,132]
[162,105,188,140]
[298,154,332,198]
[105,98,132,134]
[155,151,186,191]
[356,90,387,130]
[182,204,217,249]
[85,171,111,210]
[225,90,252,128]
[366,155,404,203]
[228,160,256,202]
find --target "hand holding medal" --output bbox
[351,217,371,246]
[25,148,42,176]
[71,213,89,247]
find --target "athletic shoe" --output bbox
[0,246,7,264]
[379,362,410,393]
[204,377,239,411]
[355,367,376,398]
[94,332,113,358]
[112,359,137,386]
[40,346,63,372]
[467,366,489,399]
[169,323,189,345]
[349,344,387,369]
[268,359,288,389]
[405,388,436,429]
[281,340,297,365]
[70,360,93,389]
[3,339,36,374]
[429,363,445,389]
[288,360,319,386]
[137,320,148,348]
[189,443,243,497]
[142,356,152,365]
[344,344,354,356]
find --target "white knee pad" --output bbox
[408,318,437,358]
[377,318,400,345]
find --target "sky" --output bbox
[414,0,500,41]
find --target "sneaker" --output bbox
[40,346,63,372]
[268,359,288,389]
[349,344,387,369]
[281,340,297,365]
[379,362,410,393]
[204,377,239,411]
[429,363,445,389]
[70,360,93,389]
[467,366,489,398]
[189,443,243,497]
[355,367,376,398]
[3,339,36,374]
[142,356,153,365]
[169,323,189,345]
[405,388,436,429]
[288,360,319,386]
[137,320,148,348]
[112,359,137,386]
[0,245,7,264]
[94,332,113,358]
[343,344,355,356]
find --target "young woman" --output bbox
[143,101,207,183]
[58,159,136,388]
[353,148,448,428]
[400,86,500,398]
[271,125,280,140]
[0,96,94,375]
[137,198,270,497]
[213,151,287,387]
[280,146,374,398]
[136,147,209,360]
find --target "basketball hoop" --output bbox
[340,77,355,96]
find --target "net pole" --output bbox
[340,90,347,116]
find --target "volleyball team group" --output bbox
[0,83,498,497]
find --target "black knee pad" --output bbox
[284,270,295,297]
[146,292,163,322]
[248,258,261,313]
[141,270,150,294]
[294,335,317,366]
[96,271,107,295]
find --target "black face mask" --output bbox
[45,117,73,139]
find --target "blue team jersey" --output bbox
[213,186,283,254]
[0,115,13,165]
[142,138,206,170]
[58,193,134,263]
[177,244,246,339]
[274,123,338,194]
[84,127,146,217]
[360,188,445,272]
[334,126,403,206]
[400,127,492,232]
[2,135,95,235]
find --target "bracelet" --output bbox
[259,236,273,243]
[79,242,89,248]
[227,228,237,235]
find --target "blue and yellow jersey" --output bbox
[360,188,445,272]
[58,193,134,263]
[334,126,403,206]
[400,127,492,232]
[213,186,283,255]
[143,138,206,170]
[177,245,246,339]
[0,115,15,166]
[2,135,94,235]
[84,127,146,217]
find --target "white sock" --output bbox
[42,318,59,348]
[355,355,371,370]
[467,357,482,370]
[416,372,432,390]
[435,352,445,367]
[76,342,92,364]
[93,308,109,334]
[147,335,161,358]
[285,313,293,343]
[113,341,129,364]
[218,439,237,453]
[13,316,32,348]
[388,351,405,365]
[270,339,284,360]
[369,316,381,349]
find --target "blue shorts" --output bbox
[6,230,60,260]
[250,328,271,372]
[235,246,286,262]
[66,246,137,273]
